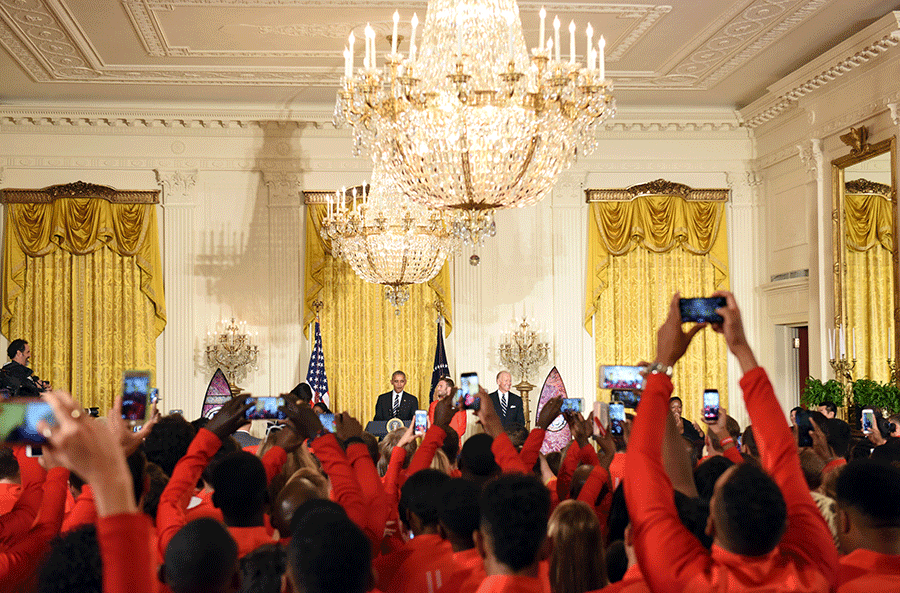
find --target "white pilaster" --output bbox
[450,240,485,383]
[264,170,304,393]
[798,139,828,381]
[726,168,763,428]
[155,170,197,415]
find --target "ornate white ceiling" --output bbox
[0,0,898,109]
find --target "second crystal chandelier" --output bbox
[335,0,616,239]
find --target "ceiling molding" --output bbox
[741,11,900,129]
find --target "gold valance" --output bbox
[584,186,729,333]
[844,183,893,253]
[2,188,166,337]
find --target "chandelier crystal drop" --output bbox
[320,162,458,309]
[334,1,616,235]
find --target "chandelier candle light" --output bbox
[205,318,260,393]
[334,3,616,243]
[321,161,458,309]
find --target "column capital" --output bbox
[155,170,197,205]
[263,170,303,207]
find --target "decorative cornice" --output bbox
[845,178,892,197]
[584,179,730,202]
[1,181,159,203]
[741,12,900,130]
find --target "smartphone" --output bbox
[131,425,142,433]
[452,389,464,409]
[149,388,160,405]
[318,413,336,433]
[244,397,287,421]
[862,408,876,435]
[600,366,644,390]
[795,409,814,447]
[609,402,625,436]
[413,410,428,435]
[593,402,609,437]
[679,297,726,324]
[561,398,583,414]
[460,372,479,396]
[121,370,152,424]
[0,399,55,444]
[26,444,42,457]
[611,389,640,409]
[87,407,100,418]
[702,389,720,422]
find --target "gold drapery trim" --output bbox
[584,191,729,332]
[2,196,166,337]
[844,189,893,252]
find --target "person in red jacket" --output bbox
[624,291,838,593]
[834,459,900,591]
[473,473,551,593]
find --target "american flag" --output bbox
[429,318,450,403]
[306,320,330,407]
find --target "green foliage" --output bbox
[801,377,844,408]
[851,379,900,413]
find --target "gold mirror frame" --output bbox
[831,127,898,372]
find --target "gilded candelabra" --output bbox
[205,318,259,393]
[499,317,550,428]
[889,357,898,385]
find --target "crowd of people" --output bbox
[1,290,899,592]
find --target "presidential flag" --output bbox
[306,321,330,407]
[429,318,450,403]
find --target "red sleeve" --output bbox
[0,448,45,545]
[722,445,744,465]
[406,425,446,477]
[261,445,288,484]
[383,447,406,495]
[624,373,711,593]
[61,484,97,532]
[312,433,367,532]
[156,428,221,558]
[557,441,581,501]
[740,367,838,582]
[824,457,847,474]
[519,428,546,471]
[97,513,155,593]
[579,443,601,467]
[491,433,527,474]
[347,442,389,549]
[577,466,613,530]
[0,467,69,589]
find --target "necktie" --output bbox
[392,394,400,417]
[501,393,508,417]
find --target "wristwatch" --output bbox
[646,362,674,378]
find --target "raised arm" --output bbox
[625,294,711,593]
[0,446,45,545]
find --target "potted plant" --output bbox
[801,377,845,409]
[851,379,900,418]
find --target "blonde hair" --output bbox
[430,449,451,474]
[548,500,607,593]
[377,428,418,477]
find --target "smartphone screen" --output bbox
[0,399,54,444]
[244,397,287,421]
[460,373,479,396]
[702,389,720,422]
[318,413,336,433]
[414,410,428,435]
[795,409,814,447]
[122,370,152,423]
[452,389,464,409]
[610,403,625,436]
[611,389,640,409]
[862,409,876,435]
[600,366,644,390]
[679,297,726,324]
[561,398,583,414]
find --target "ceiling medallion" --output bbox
[334,2,616,242]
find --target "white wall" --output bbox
[0,105,756,423]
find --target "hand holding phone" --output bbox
[679,297,726,324]
[413,410,428,435]
[862,408,876,435]
[0,399,55,444]
[702,389,720,422]
[609,403,625,436]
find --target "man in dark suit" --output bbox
[373,370,419,422]
[488,370,525,429]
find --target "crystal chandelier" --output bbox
[320,161,458,309]
[334,2,615,239]
[205,318,259,393]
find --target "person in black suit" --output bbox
[488,371,525,429]
[373,370,419,422]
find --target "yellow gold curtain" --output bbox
[586,196,729,424]
[844,191,894,381]
[303,204,452,421]
[2,198,165,409]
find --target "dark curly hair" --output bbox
[141,414,197,477]
[38,525,102,593]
